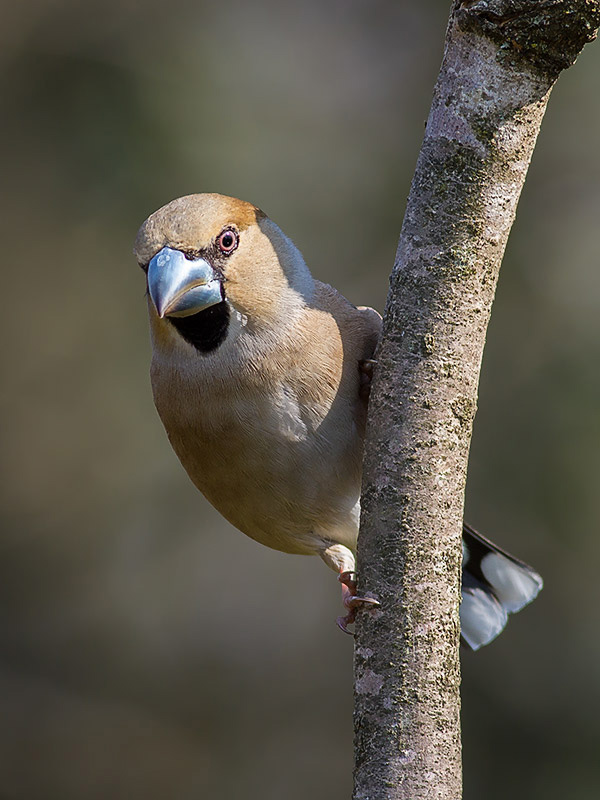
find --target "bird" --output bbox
[134,192,543,650]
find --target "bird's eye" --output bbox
[217,229,238,255]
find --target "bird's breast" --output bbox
[151,363,362,555]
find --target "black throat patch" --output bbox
[168,300,230,353]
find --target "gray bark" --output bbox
[353,3,600,800]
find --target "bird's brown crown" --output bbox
[134,193,265,267]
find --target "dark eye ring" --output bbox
[217,228,238,255]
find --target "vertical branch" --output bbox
[353,3,599,800]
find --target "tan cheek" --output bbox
[226,278,280,321]
[224,253,287,322]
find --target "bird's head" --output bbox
[134,193,314,354]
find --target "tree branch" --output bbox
[352,2,599,799]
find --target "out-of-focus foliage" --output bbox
[0,1,598,798]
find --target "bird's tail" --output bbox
[460,522,543,650]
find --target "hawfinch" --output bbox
[134,193,542,650]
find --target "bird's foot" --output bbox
[358,359,378,400]
[336,570,381,635]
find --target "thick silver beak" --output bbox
[147,247,223,318]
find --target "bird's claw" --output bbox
[359,358,378,375]
[336,613,356,635]
[336,570,381,635]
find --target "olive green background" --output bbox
[1,1,599,798]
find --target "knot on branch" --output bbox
[456,0,600,78]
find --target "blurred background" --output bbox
[1,0,598,798]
